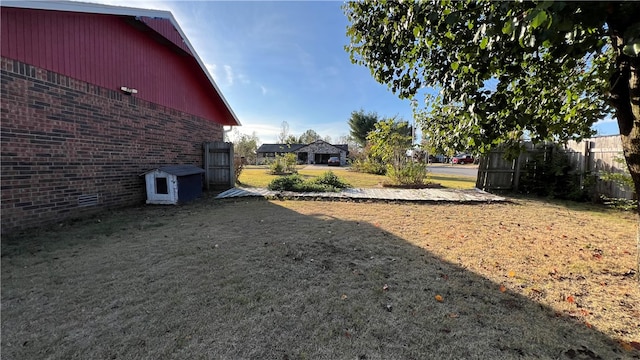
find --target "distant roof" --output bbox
[2,0,241,126]
[257,141,349,153]
[144,165,205,176]
[257,144,305,153]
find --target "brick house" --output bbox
[257,140,348,166]
[0,2,241,233]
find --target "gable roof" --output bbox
[257,140,348,154]
[2,0,241,126]
[297,140,348,153]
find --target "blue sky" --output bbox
[87,0,619,144]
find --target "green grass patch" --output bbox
[239,166,476,189]
[428,174,476,189]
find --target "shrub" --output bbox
[518,144,591,201]
[268,171,351,192]
[310,171,351,189]
[268,174,304,191]
[598,157,635,210]
[269,153,298,175]
[233,157,245,184]
[351,158,387,175]
[386,162,428,185]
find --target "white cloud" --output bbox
[260,85,268,96]
[223,65,234,86]
[593,116,616,125]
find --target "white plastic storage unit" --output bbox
[144,165,205,205]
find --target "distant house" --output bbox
[1,1,241,233]
[257,140,348,166]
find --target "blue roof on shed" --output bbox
[147,165,205,176]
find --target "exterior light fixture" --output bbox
[120,86,138,94]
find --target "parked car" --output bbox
[451,154,474,164]
[327,156,341,166]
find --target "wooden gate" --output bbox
[476,148,518,192]
[203,141,234,190]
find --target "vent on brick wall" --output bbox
[78,194,99,207]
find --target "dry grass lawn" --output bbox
[2,196,639,359]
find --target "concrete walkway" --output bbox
[215,187,506,203]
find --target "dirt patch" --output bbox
[2,197,638,359]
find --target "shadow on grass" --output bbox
[1,198,636,359]
[502,193,637,217]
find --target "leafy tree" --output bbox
[284,135,298,144]
[230,129,260,165]
[345,1,640,274]
[299,129,321,144]
[367,119,413,167]
[348,109,380,146]
[368,119,426,184]
[344,1,638,191]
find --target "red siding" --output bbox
[140,16,193,55]
[0,7,236,125]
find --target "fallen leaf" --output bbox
[435,294,444,302]
[382,284,389,291]
[448,313,459,318]
[584,321,592,329]
[567,295,575,303]
[620,342,634,351]
[631,342,640,350]
[341,294,348,300]
[507,271,515,278]
[499,285,507,293]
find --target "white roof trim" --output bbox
[2,0,241,126]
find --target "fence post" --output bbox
[229,142,235,188]
[203,142,210,191]
[476,156,486,190]
[513,152,523,192]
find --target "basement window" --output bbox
[155,177,168,194]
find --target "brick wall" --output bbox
[1,57,224,233]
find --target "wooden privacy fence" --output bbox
[203,141,234,190]
[476,135,633,200]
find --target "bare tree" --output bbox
[277,121,290,144]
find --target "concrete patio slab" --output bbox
[215,187,507,203]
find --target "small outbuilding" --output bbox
[144,165,205,205]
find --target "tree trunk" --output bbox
[608,13,640,279]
